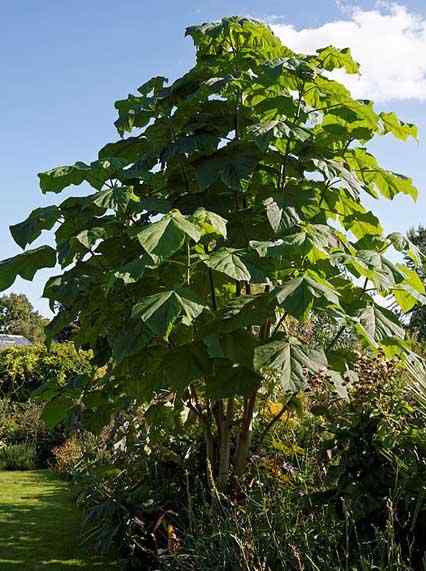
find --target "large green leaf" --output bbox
[206,364,262,398]
[161,133,219,162]
[254,335,327,392]
[136,209,201,263]
[359,303,405,342]
[379,112,418,141]
[39,159,126,194]
[10,206,60,249]
[272,272,340,319]
[387,232,422,267]
[200,294,277,336]
[191,208,228,238]
[160,342,212,393]
[263,197,301,234]
[132,288,207,339]
[313,46,360,74]
[0,246,57,291]
[41,396,73,429]
[346,149,418,200]
[251,225,335,264]
[202,248,251,281]
[195,146,258,191]
[392,264,426,311]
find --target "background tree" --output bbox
[0,293,48,343]
[0,17,424,486]
[406,225,426,340]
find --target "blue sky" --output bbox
[2,0,426,314]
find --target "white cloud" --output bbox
[271,3,426,102]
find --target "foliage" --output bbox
[0,442,37,470]
[0,293,48,343]
[52,435,85,476]
[69,353,426,570]
[0,398,71,466]
[0,341,93,401]
[406,225,426,340]
[313,352,426,567]
[0,16,424,484]
[0,398,45,443]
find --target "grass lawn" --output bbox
[0,470,117,570]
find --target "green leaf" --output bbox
[202,248,251,281]
[254,335,326,393]
[98,136,147,164]
[387,232,422,267]
[39,159,126,194]
[379,112,418,141]
[263,197,301,234]
[201,294,277,336]
[136,209,201,263]
[204,330,258,368]
[132,288,207,339]
[344,211,383,239]
[10,206,60,249]
[251,225,334,263]
[359,303,404,342]
[41,397,72,429]
[195,146,258,191]
[0,246,57,291]
[91,186,140,212]
[314,46,360,74]
[191,208,228,238]
[160,342,211,393]
[272,272,340,319]
[392,266,426,312]
[249,119,309,151]
[347,149,418,201]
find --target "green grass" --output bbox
[0,470,117,570]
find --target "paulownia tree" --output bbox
[1,17,425,485]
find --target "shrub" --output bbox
[69,351,426,570]
[52,436,84,476]
[0,342,93,401]
[0,398,72,467]
[0,443,37,470]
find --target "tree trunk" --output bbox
[217,398,234,488]
[234,391,257,476]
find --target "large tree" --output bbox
[0,17,424,484]
[0,293,47,343]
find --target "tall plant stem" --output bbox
[204,245,217,311]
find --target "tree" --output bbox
[0,293,48,343]
[406,226,426,339]
[0,17,424,485]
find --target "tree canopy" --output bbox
[0,17,424,480]
[0,293,48,343]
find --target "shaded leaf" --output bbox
[10,206,60,249]
[0,247,57,291]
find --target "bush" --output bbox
[0,443,37,470]
[0,342,93,401]
[52,435,84,476]
[0,398,72,467]
[68,351,426,570]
